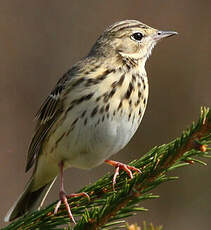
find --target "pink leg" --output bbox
[54,161,89,224]
[105,159,141,190]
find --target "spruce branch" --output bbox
[3,107,211,230]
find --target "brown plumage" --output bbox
[5,20,177,223]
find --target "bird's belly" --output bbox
[76,115,140,168]
[46,113,140,169]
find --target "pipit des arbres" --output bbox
[5,20,177,224]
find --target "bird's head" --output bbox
[89,20,177,65]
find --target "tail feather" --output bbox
[4,177,57,222]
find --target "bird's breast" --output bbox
[43,68,149,169]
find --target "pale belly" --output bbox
[44,112,141,169]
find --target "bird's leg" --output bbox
[54,161,89,224]
[105,159,141,190]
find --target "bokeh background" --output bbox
[0,0,210,229]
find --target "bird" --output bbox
[5,19,177,224]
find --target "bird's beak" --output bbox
[154,30,178,41]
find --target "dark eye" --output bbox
[131,32,143,41]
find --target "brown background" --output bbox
[0,0,211,229]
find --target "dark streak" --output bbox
[103,92,109,103]
[143,98,146,105]
[109,88,116,98]
[139,109,142,116]
[85,78,98,86]
[132,114,135,124]
[85,69,114,87]
[135,99,141,106]
[138,91,142,99]
[81,111,87,118]
[132,74,136,82]
[111,81,118,88]
[125,82,133,99]
[100,106,104,114]
[96,96,101,102]
[71,93,94,105]
[84,64,101,75]
[66,127,74,136]
[71,118,79,126]
[55,132,65,147]
[118,101,122,110]
[141,77,146,90]
[66,104,74,113]
[118,74,125,86]
[72,78,85,87]
[84,118,88,125]
[112,74,125,88]
[91,106,98,117]
[118,24,147,32]
[105,104,110,112]
[95,119,100,126]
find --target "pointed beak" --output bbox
[154,30,178,41]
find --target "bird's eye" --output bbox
[131,32,143,41]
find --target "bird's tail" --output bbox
[4,176,57,222]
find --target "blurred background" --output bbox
[0,0,210,229]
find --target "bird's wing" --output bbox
[25,74,69,172]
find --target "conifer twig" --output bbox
[3,107,211,230]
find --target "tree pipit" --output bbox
[5,20,177,223]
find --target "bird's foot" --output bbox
[105,159,141,190]
[54,190,89,224]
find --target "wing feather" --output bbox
[25,74,69,172]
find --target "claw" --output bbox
[67,192,90,201]
[54,190,76,224]
[105,160,141,190]
[54,191,90,224]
